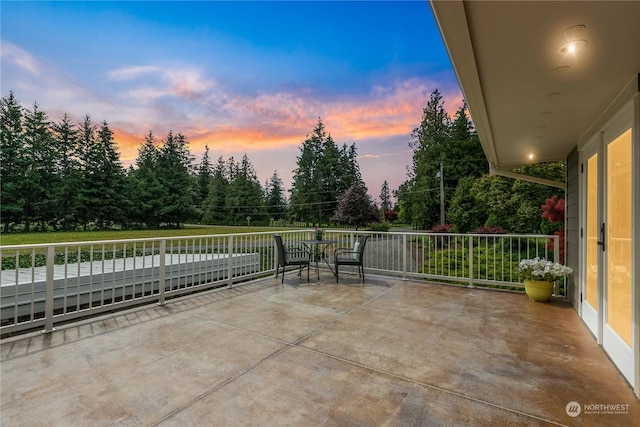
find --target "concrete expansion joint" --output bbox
[187,283,565,426]
[149,343,292,426]
[298,344,569,427]
[154,283,402,424]
[4,276,635,425]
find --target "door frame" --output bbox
[580,133,603,343]
[580,98,637,394]
[600,104,635,386]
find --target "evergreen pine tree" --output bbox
[131,131,163,227]
[156,131,195,228]
[265,171,287,220]
[290,118,363,224]
[0,92,25,232]
[22,102,55,231]
[379,180,391,221]
[51,113,81,230]
[196,145,212,214]
[93,121,126,228]
[202,156,229,224]
[225,154,266,225]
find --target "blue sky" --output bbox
[1,1,462,198]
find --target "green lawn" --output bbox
[0,226,294,246]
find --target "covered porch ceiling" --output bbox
[429,0,640,171]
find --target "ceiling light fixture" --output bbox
[559,40,587,54]
[528,153,535,160]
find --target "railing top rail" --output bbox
[323,230,559,239]
[0,229,311,251]
[0,229,560,251]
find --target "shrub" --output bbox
[368,222,391,232]
[384,209,398,222]
[429,224,453,233]
[471,225,508,234]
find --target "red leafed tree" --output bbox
[542,195,565,263]
[541,195,565,223]
[332,183,380,230]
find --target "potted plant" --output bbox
[517,257,573,301]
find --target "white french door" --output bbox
[582,104,635,386]
[582,139,600,338]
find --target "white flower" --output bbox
[518,257,573,281]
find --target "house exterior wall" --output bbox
[565,147,580,310]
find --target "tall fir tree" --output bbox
[225,154,266,225]
[156,131,195,228]
[51,113,81,230]
[195,145,212,213]
[0,92,25,232]
[397,90,489,230]
[264,170,287,220]
[22,102,55,231]
[444,102,487,189]
[379,180,391,221]
[289,118,362,224]
[76,114,97,229]
[131,131,163,227]
[94,121,126,228]
[202,156,229,224]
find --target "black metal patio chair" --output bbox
[334,234,369,284]
[274,234,310,283]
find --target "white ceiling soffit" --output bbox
[429,0,640,171]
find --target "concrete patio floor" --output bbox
[1,273,638,426]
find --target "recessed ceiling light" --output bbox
[528,153,535,160]
[559,40,587,54]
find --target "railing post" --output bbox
[42,246,55,334]
[468,236,474,288]
[554,235,561,296]
[402,234,407,280]
[227,235,234,288]
[158,239,166,305]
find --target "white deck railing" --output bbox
[1,229,558,335]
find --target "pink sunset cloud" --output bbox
[3,37,463,197]
[109,72,464,199]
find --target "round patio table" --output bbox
[297,239,337,280]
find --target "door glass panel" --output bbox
[606,128,632,346]
[586,154,598,309]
